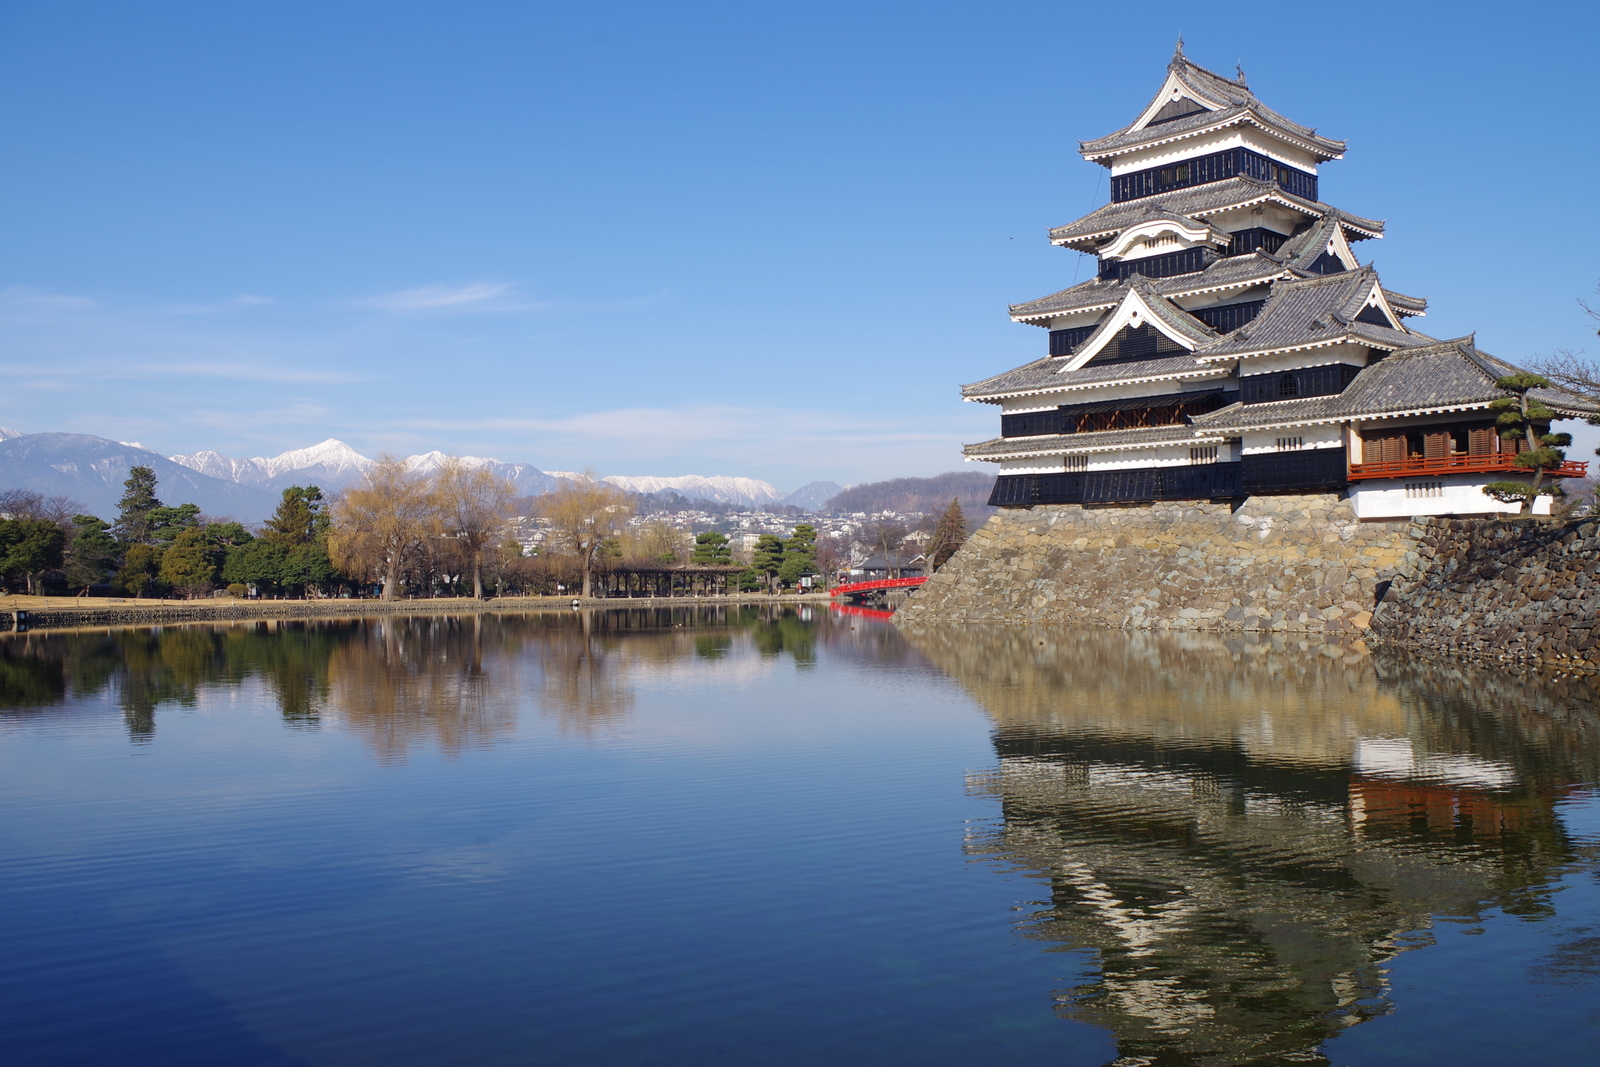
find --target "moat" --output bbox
[3,607,1599,1065]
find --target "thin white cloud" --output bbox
[0,286,98,311]
[356,282,551,315]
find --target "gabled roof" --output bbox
[1193,266,1432,361]
[961,351,1229,403]
[1079,49,1347,164]
[1061,278,1219,368]
[1010,253,1287,323]
[1189,339,1600,435]
[1275,214,1359,273]
[1047,176,1383,252]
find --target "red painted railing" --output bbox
[1347,455,1589,481]
[829,577,927,597]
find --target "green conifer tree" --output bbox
[158,527,219,598]
[690,531,732,564]
[778,524,817,586]
[1482,373,1572,507]
[752,534,785,593]
[113,466,162,544]
[0,519,66,595]
[66,515,120,589]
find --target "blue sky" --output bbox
[3,0,1598,492]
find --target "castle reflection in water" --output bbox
[5,609,1599,1064]
[902,623,1600,1066]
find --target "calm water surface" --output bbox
[2,607,1598,1066]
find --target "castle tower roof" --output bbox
[1080,47,1347,165]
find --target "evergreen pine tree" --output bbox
[1483,373,1572,508]
[65,515,120,589]
[690,531,732,565]
[752,534,785,592]
[778,524,817,586]
[113,466,162,544]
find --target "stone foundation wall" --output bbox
[898,493,1417,636]
[1372,517,1600,668]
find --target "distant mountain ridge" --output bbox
[0,433,279,522]
[600,474,783,508]
[1,429,946,521]
[823,471,996,516]
[170,439,564,497]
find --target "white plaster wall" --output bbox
[1089,446,1196,471]
[1240,425,1343,455]
[1045,310,1106,331]
[1349,475,1541,519]
[1204,203,1313,237]
[997,458,1073,475]
[1231,346,1369,375]
[995,374,1235,413]
[1170,284,1273,312]
[1107,128,1321,176]
[994,440,1240,474]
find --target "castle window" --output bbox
[1405,481,1443,499]
[1276,436,1304,451]
[1158,163,1190,186]
[1278,373,1300,397]
[1063,454,1087,472]
[1189,446,1218,465]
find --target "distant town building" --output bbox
[964,45,1596,518]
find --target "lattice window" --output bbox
[1189,446,1218,465]
[1276,436,1304,451]
[1405,481,1443,499]
[1063,454,1087,472]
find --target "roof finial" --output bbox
[1174,35,1185,57]
[1235,61,1247,85]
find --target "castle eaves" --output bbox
[961,352,1229,403]
[1047,178,1383,250]
[963,424,1202,459]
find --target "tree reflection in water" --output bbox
[901,623,1600,1067]
[0,605,831,752]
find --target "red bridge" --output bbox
[829,576,927,598]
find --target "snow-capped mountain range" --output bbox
[1,430,802,522]
[598,474,784,506]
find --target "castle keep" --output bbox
[964,46,1596,518]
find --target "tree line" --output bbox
[2,458,970,599]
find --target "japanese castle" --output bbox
[966,46,1594,517]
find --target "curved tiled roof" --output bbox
[1189,340,1600,435]
[963,424,1200,459]
[1047,177,1383,250]
[961,352,1229,402]
[1193,267,1432,360]
[1010,254,1287,321]
[1079,52,1346,162]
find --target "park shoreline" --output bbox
[0,592,835,633]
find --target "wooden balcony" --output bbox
[1347,453,1590,481]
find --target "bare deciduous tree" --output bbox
[328,456,433,600]
[433,458,517,599]
[541,473,633,598]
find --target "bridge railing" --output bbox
[829,577,927,597]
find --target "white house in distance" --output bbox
[964,45,1595,518]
